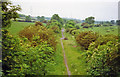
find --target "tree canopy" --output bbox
[2,1,21,28]
[25,15,31,22]
[51,14,64,25]
[85,16,95,24]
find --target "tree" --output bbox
[116,20,120,25]
[47,14,64,29]
[51,14,64,25]
[40,16,45,22]
[65,20,75,28]
[25,15,31,22]
[37,16,40,21]
[85,16,95,24]
[110,20,115,24]
[2,1,21,28]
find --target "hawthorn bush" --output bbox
[2,29,21,76]
[76,31,98,50]
[2,29,56,76]
[50,25,60,33]
[86,41,120,76]
[35,21,44,26]
[8,42,55,76]
[19,25,57,50]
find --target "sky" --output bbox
[11,0,119,21]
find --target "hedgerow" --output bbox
[76,31,98,50]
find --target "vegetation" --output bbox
[76,31,98,50]
[65,20,76,28]
[85,16,95,24]
[25,15,31,22]
[2,1,21,28]
[2,0,119,76]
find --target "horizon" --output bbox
[11,0,119,21]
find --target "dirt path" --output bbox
[61,28,71,76]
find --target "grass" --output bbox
[79,26,118,35]
[8,21,35,36]
[63,30,88,75]
[48,33,67,75]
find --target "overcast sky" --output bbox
[11,0,119,21]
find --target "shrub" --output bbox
[2,29,56,76]
[71,30,80,36]
[94,24,101,27]
[50,25,60,33]
[19,25,57,50]
[92,34,118,49]
[69,28,77,34]
[19,26,47,41]
[86,41,120,76]
[75,24,80,29]
[35,21,43,26]
[65,20,75,28]
[81,23,87,26]
[2,29,21,76]
[76,31,98,50]
[46,19,62,30]
[8,42,55,76]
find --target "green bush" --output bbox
[76,31,98,50]
[86,41,120,76]
[50,25,60,33]
[91,34,118,49]
[65,20,75,28]
[19,25,57,50]
[2,29,55,76]
[2,29,21,76]
[46,19,62,30]
[8,42,55,76]
[71,30,80,36]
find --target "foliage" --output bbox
[85,16,95,24]
[2,1,21,28]
[65,20,75,28]
[25,15,31,22]
[2,29,21,76]
[40,16,45,22]
[110,20,115,24]
[94,24,101,27]
[8,42,55,76]
[51,14,64,25]
[47,19,62,29]
[35,21,43,26]
[75,24,80,29]
[19,25,57,50]
[50,25,60,33]
[47,14,63,29]
[92,34,118,48]
[86,40,120,76]
[76,31,98,50]
[116,20,120,25]
[2,29,55,76]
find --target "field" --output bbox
[8,21,35,36]
[79,26,118,35]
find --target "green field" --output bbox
[8,21,35,36]
[79,26,118,35]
